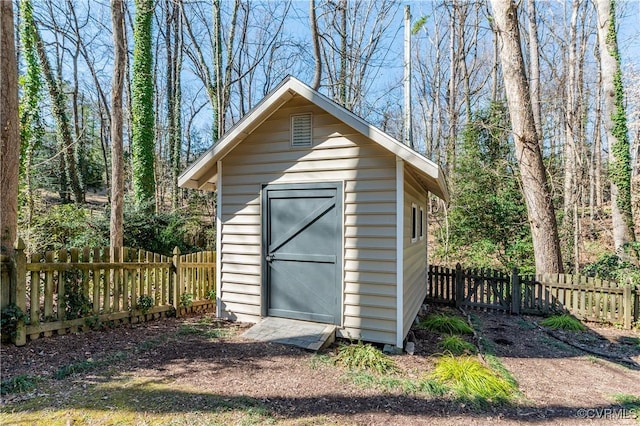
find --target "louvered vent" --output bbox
[291,113,313,147]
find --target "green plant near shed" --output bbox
[540,314,586,331]
[417,313,474,335]
[179,292,194,308]
[438,335,477,355]
[1,304,28,339]
[136,294,154,314]
[333,341,399,375]
[430,354,517,406]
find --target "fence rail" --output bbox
[427,264,639,329]
[1,239,216,345]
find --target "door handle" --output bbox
[265,254,275,262]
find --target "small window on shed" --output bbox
[411,203,418,243]
[291,113,313,147]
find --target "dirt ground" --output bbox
[1,308,639,425]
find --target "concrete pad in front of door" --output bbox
[242,317,335,351]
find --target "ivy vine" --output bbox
[605,0,636,242]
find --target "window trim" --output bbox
[411,203,418,243]
[419,206,425,240]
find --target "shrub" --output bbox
[136,294,154,314]
[333,341,399,375]
[438,335,477,355]
[179,293,194,308]
[417,313,474,335]
[583,251,640,283]
[1,303,28,339]
[0,374,40,395]
[540,314,586,332]
[430,354,517,405]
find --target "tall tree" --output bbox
[131,0,156,209]
[595,0,636,255]
[110,0,126,247]
[490,0,563,273]
[26,5,84,203]
[19,0,45,226]
[0,1,20,254]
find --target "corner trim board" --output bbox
[396,158,404,348]
[216,160,223,317]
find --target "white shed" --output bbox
[178,76,448,348]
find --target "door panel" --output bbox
[263,183,341,324]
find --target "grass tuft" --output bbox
[343,370,446,396]
[430,354,517,406]
[333,341,399,375]
[438,335,477,355]
[613,393,640,423]
[417,313,473,335]
[178,324,229,339]
[540,314,586,331]
[55,351,127,379]
[0,374,41,395]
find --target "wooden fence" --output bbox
[427,264,639,329]
[1,239,216,345]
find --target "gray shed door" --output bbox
[262,183,341,324]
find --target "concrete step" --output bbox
[241,317,336,351]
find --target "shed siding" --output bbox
[402,169,428,338]
[219,95,397,344]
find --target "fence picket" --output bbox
[426,264,636,329]
[92,248,100,313]
[58,249,67,321]
[44,251,54,321]
[29,253,41,338]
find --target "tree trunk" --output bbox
[527,0,542,142]
[110,0,126,248]
[131,0,156,209]
[0,1,20,254]
[490,0,563,274]
[310,0,322,90]
[595,0,636,255]
[562,0,579,269]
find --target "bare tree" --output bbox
[490,0,563,273]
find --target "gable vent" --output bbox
[291,113,313,147]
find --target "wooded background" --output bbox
[1,0,639,278]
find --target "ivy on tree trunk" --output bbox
[131,0,156,210]
[596,0,636,257]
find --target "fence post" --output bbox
[623,279,632,330]
[455,263,463,308]
[511,267,521,315]
[12,238,27,346]
[172,246,181,316]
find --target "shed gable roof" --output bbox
[178,76,449,201]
